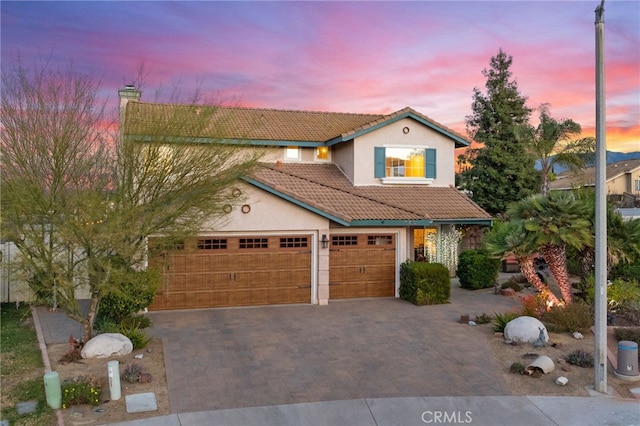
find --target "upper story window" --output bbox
[374,146,436,183]
[285,146,300,161]
[316,146,329,161]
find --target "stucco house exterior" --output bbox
[549,158,640,208]
[119,86,491,310]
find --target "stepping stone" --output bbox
[16,401,37,415]
[125,392,158,413]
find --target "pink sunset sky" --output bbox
[1,0,638,152]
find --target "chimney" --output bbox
[118,85,142,134]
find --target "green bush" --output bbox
[457,249,500,290]
[493,311,520,332]
[614,327,640,345]
[542,302,592,333]
[97,268,159,324]
[610,263,640,282]
[119,323,151,349]
[399,261,450,305]
[587,279,640,312]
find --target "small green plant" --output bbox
[509,361,525,374]
[565,349,594,368]
[493,311,520,333]
[122,363,144,383]
[61,376,103,409]
[474,313,493,324]
[542,302,592,333]
[119,323,151,349]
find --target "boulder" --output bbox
[503,316,549,345]
[81,333,133,359]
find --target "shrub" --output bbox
[457,249,500,290]
[519,294,546,319]
[97,267,159,325]
[474,313,493,324]
[119,323,151,350]
[510,362,525,374]
[493,311,520,333]
[587,279,640,312]
[542,302,592,333]
[609,263,640,282]
[61,376,103,409]
[565,349,594,368]
[501,281,522,292]
[399,261,450,305]
[614,327,640,345]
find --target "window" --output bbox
[197,239,227,250]
[316,146,329,161]
[280,237,308,248]
[635,179,640,192]
[285,146,300,160]
[367,235,393,245]
[239,238,268,249]
[374,147,436,180]
[331,235,358,246]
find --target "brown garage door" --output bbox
[329,234,396,299]
[148,235,311,310]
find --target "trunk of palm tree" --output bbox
[519,255,562,306]
[542,244,573,304]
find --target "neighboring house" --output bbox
[549,159,640,208]
[119,86,492,310]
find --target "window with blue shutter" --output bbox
[374,147,386,178]
[425,148,436,179]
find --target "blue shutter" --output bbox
[425,148,436,179]
[374,147,386,178]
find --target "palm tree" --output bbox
[484,220,563,306]
[518,104,595,195]
[508,191,593,304]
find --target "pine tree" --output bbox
[459,49,538,215]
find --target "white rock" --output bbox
[572,332,584,339]
[134,353,144,359]
[556,376,569,386]
[81,333,133,359]
[468,321,476,326]
[503,316,549,345]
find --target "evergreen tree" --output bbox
[459,49,538,215]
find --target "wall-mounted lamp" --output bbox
[320,234,330,249]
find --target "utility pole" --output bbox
[593,0,607,394]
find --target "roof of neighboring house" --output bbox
[549,158,640,190]
[123,102,472,148]
[246,163,492,226]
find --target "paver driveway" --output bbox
[148,283,521,414]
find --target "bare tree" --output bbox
[1,58,262,342]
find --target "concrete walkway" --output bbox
[35,278,639,425]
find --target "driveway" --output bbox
[147,281,522,414]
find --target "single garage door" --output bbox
[148,235,311,310]
[329,233,396,299]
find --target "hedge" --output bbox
[399,261,450,305]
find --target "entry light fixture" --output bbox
[320,234,329,249]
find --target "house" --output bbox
[549,158,640,208]
[119,86,492,310]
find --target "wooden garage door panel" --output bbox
[149,235,311,310]
[329,234,396,300]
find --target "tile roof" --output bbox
[248,163,492,225]
[549,158,640,190]
[123,102,471,146]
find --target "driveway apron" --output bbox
[148,283,522,414]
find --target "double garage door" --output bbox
[148,233,396,310]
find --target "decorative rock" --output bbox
[468,321,476,326]
[459,314,470,324]
[630,387,640,399]
[557,358,572,372]
[526,355,555,374]
[81,333,133,359]
[555,376,569,386]
[504,316,549,345]
[572,332,584,339]
[134,353,144,359]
